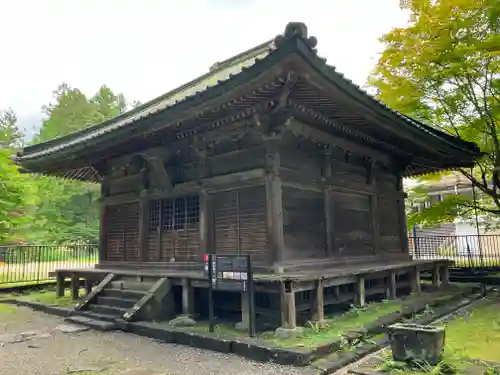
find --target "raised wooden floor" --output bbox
[52,258,451,331]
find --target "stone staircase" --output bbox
[66,275,172,331]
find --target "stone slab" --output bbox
[56,323,91,333]
[65,316,118,331]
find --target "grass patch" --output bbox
[445,299,500,362]
[0,279,56,289]
[0,303,16,313]
[5,288,83,308]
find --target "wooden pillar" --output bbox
[386,271,397,299]
[312,279,325,323]
[84,279,93,294]
[432,263,442,287]
[281,281,296,329]
[98,202,106,263]
[333,285,340,300]
[411,266,421,294]
[199,190,213,255]
[138,198,149,262]
[323,150,336,257]
[56,273,65,297]
[369,161,381,254]
[70,273,79,301]
[181,278,195,316]
[356,275,366,307]
[264,137,285,265]
[396,176,410,254]
[324,189,336,256]
[439,264,449,286]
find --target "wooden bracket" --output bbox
[272,71,298,114]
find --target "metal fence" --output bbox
[409,235,500,269]
[0,244,98,286]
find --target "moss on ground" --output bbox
[0,303,16,313]
[188,286,470,349]
[3,288,83,308]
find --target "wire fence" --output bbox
[409,235,500,269]
[0,244,98,286]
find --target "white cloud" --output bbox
[0,0,409,133]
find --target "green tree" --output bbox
[90,85,127,119]
[0,108,23,149]
[369,0,500,228]
[0,149,36,244]
[27,83,131,244]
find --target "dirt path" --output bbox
[0,306,309,375]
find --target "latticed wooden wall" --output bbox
[379,197,403,253]
[104,202,140,261]
[282,187,327,259]
[147,195,201,262]
[212,186,269,263]
[333,193,374,256]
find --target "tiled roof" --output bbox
[19,21,481,165]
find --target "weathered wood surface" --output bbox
[97,117,408,266]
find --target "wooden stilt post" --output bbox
[356,275,366,307]
[282,281,296,329]
[56,272,65,297]
[432,263,441,288]
[386,271,397,299]
[181,278,194,316]
[84,279,93,294]
[70,273,79,301]
[411,266,421,294]
[333,285,340,300]
[439,264,449,286]
[313,279,325,323]
[280,283,287,327]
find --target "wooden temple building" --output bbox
[18,22,481,331]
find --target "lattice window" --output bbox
[149,200,161,231]
[148,195,200,233]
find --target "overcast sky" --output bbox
[0,0,409,138]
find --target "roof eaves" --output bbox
[291,37,481,158]
[21,40,274,161]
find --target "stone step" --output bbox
[75,310,122,323]
[101,288,147,300]
[64,316,118,331]
[96,296,138,309]
[87,304,128,318]
[110,280,156,292]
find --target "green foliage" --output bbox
[370,0,500,226]
[1,83,133,245]
[0,149,36,244]
[0,108,23,148]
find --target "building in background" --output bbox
[406,172,500,257]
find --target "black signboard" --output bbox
[207,254,255,337]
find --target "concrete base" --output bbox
[274,326,304,340]
[169,315,196,327]
[234,321,249,332]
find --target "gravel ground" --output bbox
[0,306,310,375]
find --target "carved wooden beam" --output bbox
[286,118,393,165]
[137,148,172,190]
[272,71,298,114]
[189,136,209,184]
